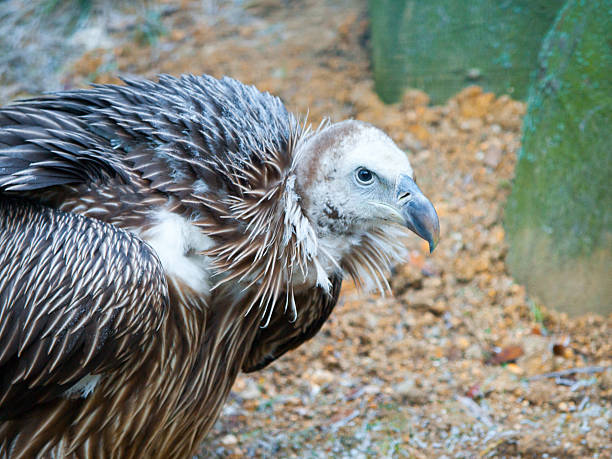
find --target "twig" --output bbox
[577,396,590,411]
[479,439,506,458]
[528,366,609,381]
[456,395,493,427]
[479,431,520,458]
[570,378,596,392]
[330,409,360,431]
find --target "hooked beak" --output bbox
[396,175,440,253]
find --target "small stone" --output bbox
[407,124,430,142]
[465,344,482,360]
[429,301,448,316]
[466,68,481,80]
[456,337,471,351]
[403,132,424,152]
[309,369,335,386]
[350,81,386,114]
[484,144,503,169]
[474,254,491,273]
[169,29,187,42]
[459,118,483,131]
[552,342,575,359]
[593,417,609,429]
[393,379,428,404]
[221,434,238,446]
[454,258,476,281]
[506,363,524,375]
[393,379,413,396]
[599,368,612,390]
[402,89,430,108]
[239,378,261,400]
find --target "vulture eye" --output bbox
[355,167,374,185]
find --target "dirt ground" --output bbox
[2,0,610,457]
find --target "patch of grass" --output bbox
[133,9,167,46]
[529,299,548,334]
[40,0,93,32]
[497,178,512,190]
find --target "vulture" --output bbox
[0,74,439,458]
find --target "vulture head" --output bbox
[293,120,439,285]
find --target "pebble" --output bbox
[238,378,261,400]
[220,434,238,446]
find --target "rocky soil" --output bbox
[2,0,610,457]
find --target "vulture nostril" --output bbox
[399,192,411,201]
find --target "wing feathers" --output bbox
[0,197,168,420]
[0,107,123,193]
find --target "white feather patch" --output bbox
[141,210,213,295]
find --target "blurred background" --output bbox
[1,0,610,456]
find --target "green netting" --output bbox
[504,0,612,314]
[369,0,565,104]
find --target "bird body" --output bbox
[0,74,439,458]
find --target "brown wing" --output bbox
[242,275,342,373]
[0,196,168,420]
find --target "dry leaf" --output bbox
[488,345,525,365]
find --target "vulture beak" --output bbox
[396,174,440,253]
